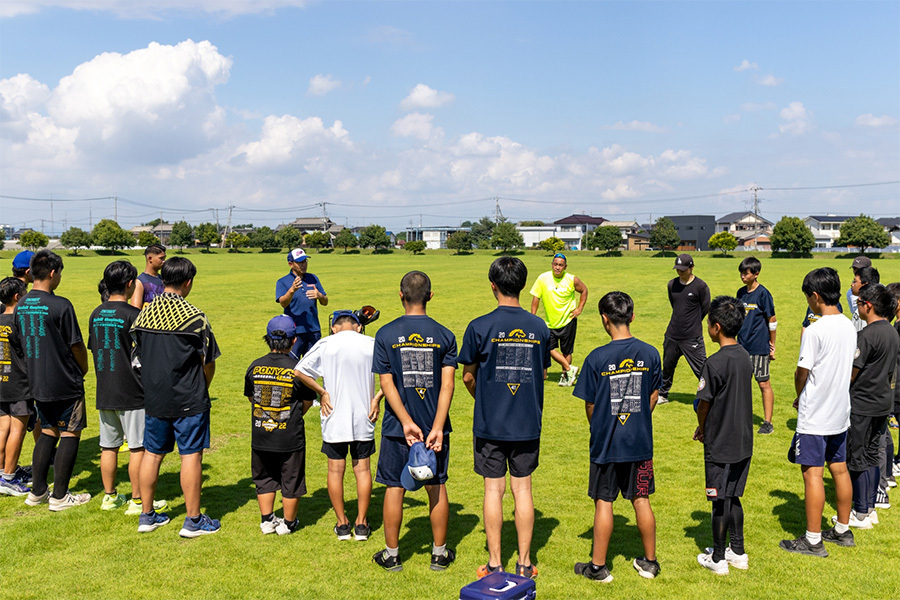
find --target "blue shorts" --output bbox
[788,431,847,467]
[375,435,449,488]
[144,410,210,455]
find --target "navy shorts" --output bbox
[321,439,375,461]
[35,397,87,433]
[474,437,540,478]
[290,331,321,360]
[788,431,847,467]
[705,457,751,500]
[375,435,449,488]
[144,410,210,455]
[251,448,307,498]
[588,460,655,501]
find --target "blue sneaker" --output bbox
[138,511,170,533]
[179,514,221,538]
[14,466,33,485]
[0,477,30,496]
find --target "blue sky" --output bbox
[1,1,897,234]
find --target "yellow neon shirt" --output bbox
[529,271,577,329]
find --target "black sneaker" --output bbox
[334,523,352,540]
[430,548,456,571]
[633,557,660,579]
[373,549,403,572]
[821,527,855,547]
[354,523,371,541]
[758,421,774,434]
[779,535,828,557]
[574,561,613,583]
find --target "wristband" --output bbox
[769,321,777,331]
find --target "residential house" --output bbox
[519,225,558,249]
[552,214,607,250]
[406,226,470,250]
[804,215,855,248]
[877,217,900,247]
[665,215,716,251]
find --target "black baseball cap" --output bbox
[851,256,871,270]
[673,254,694,271]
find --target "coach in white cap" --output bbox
[276,248,328,359]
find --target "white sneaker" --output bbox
[656,395,669,405]
[832,513,873,529]
[566,365,578,386]
[893,461,900,477]
[697,552,729,575]
[49,492,92,512]
[260,516,284,535]
[704,546,748,570]
[869,510,878,525]
[557,371,569,387]
[25,489,50,506]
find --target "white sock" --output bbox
[805,530,821,545]
[433,543,446,556]
[833,521,849,534]
[385,546,399,557]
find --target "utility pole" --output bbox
[751,184,762,246]
[493,197,504,223]
[224,205,234,246]
[50,196,54,237]
[114,196,118,223]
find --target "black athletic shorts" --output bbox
[548,319,578,356]
[473,437,540,478]
[750,355,770,383]
[588,460,655,501]
[0,399,33,418]
[252,448,307,498]
[704,457,750,500]
[35,397,87,433]
[321,439,375,461]
[847,413,887,472]
[375,435,449,487]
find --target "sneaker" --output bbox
[757,421,774,435]
[515,563,538,579]
[566,365,578,386]
[633,557,660,579]
[821,527,855,547]
[276,518,299,535]
[889,415,898,429]
[14,465,33,485]
[137,511,170,533]
[704,546,748,570]
[101,493,127,511]
[778,535,828,557]
[260,516,284,535]
[124,499,168,516]
[656,395,669,405]
[889,479,898,489]
[697,552,729,575]
[334,522,352,540]
[179,514,221,538]
[48,492,91,512]
[574,561,613,583]
[373,549,403,572]
[875,488,890,509]
[557,371,570,387]
[832,512,873,529]
[354,522,371,541]
[24,488,50,506]
[430,547,456,571]
[0,477,30,496]
[870,510,878,525]
[894,460,900,478]
[476,564,503,579]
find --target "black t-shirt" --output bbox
[244,352,313,452]
[696,344,754,463]
[666,276,711,340]
[894,320,900,404]
[850,320,899,417]
[0,313,32,402]
[88,301,143,411]
[13,290,84,402]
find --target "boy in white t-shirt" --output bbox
[779,268,856,557]
[296,311,383,541]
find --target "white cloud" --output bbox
[757,74,784,87]
[1,1,308,19]
[400,84,454,111]
[307,74,341,96]
[391,112,443,141]
[855,113,898,128]
[235,115,351,167]
[734,60,758,72]
[778,101,813,135]
[607,120,668,133]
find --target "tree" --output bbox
[60,227,92,255]
[169,220,194,250]
[404,240,426,254]
[19,230,49,251]
[649,217,680,251]
[538,236,565,254]
[469,216,497,249]
[249,226,280,251]
[194,222,219,250]
[143,218,163,227]
[519,220,546,227]
[358,225,391,249]
[707,231,738,256]
[137,230,160,247]
[770,216,815,257]
[490,222,524,252]
[395,231,407,242]
[0,228,5,250]
[835,215,891,253]
[446,231,472,254]
[592,226,624,255]
[305,231,330,252]
[333,228,359,253]
[224,232,250,249]
[276,226,303,249]
[91,219,135,251]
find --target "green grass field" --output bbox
[1,248,898,600]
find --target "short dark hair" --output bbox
[802,267,841,306]
[11,266,29,278]
[160,256,196,286]
[145,243,166,256]
[886,282,900,307]
[102,260,138,295]
[97,280,110,303]
[400,271,431,306]
[738,257,761,275]
[708,296,745,338]
[598,291,633,325]
[855,266,880,287]
[0,277,27,305]
[29,250,63,281]
[263,332,294,351]
[859,284,895,319]
[332,314,358,328]
[488,256,527,297]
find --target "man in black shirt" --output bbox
[659,254,711,403]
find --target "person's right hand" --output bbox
[291,276,303,292]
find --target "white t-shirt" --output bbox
[296,330,376,443]
[796,313,856,435]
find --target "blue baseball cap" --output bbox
[266,315,296,339]
[12,250,34,270]
[287,248,309,262]
[400,442,437,491]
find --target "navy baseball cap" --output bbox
[266,315,296,339]
[287,248,309,262]
[331,309,362,326]
[400,442,437,491]
[12,251,34,270]
[673,254,694,271]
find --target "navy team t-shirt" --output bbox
[458,306,550,442]
[736,284,775,356]
[573,337,661,464]
[373,315,457,438]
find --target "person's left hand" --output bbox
[769,342,776,361]
[368,397,380,422]
[570,307,583,318]
[402,421,424,446]
[425,428,444,452]
[306,287,321,300]
[693,426,703,442]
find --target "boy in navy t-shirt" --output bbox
[459,257,550,580]
[735,257,777,434]
[572,291,662,583]
[372,271,458,572]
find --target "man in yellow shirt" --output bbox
[529,253,588,386]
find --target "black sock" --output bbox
[589,562,604,572]
[30,434,57,496]
[711,499,728,562]
[728,497,745,555]
[51,437,80,500]
[261,513,274,523]
[191,515,202,524]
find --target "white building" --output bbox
[552,214,607,251]
[406,226,470,250]
[519,225,558,248]
[804,215,855,248]
[716,212,773,236]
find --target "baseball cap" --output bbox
[266,315,296,339]
[851,256,871,270]
[12,250,34,270]
[287,248,309,262]
[331,309,362,326]
[673,253,694,271]
[400,442,438,491]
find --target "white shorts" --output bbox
[98,409,146,450]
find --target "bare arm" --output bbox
[203,360,216,388]
[296,370,332,416]
[571,277,588,318]
[585,401,594,424]
[462,364,478,399]
[424,365,456,452]
[649,389,659,412]
[850,366,860,384]
[379,373,422,444]
[530,295,540,316]
[768,315,777,359]
[71,341,89,376]
[131,279,145,309]
[278,277,302,308]
[694,399,710,442]
[794,366,810,406]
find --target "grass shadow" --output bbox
[576,514,641,567]
[452,251,474,256]
[770,489,805,535]
[373,248,394,255]
[594,251,623,258]
[260,248,283,253]
[202,475,256,519]
[227,248,245,253]
[652,251,677,258]
[317,248,335,254]
[684,509,710,551]
[400,500,479,557]
[836,252,881,260]
[710,254,737,259]
[95,249,127,256]
[666,392,696,406]
[342,249,361,254]
[496,508,559,567]
[770,251,812,259]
